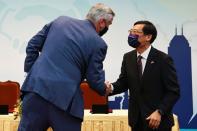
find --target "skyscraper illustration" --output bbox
[108,91,129,109]
[109,95,122,109]
[122,91,129,109]
[168,26,196,128]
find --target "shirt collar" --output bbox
[137,45,151,60]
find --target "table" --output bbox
[82,110,131,131]
[0,110,179,131]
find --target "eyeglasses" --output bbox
[128,29,143,34]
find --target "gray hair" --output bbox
[86,3,115,23]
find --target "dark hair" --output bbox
[134,20,157,44]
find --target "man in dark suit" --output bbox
[108,21,180,131]
[18,3,115,131]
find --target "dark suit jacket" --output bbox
[21,16,107,119]
[111,47,180,128]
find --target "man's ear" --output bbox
[99,18,106,28]
[95,19,106,33]
[95,19,102,33]
[146,34,152,42]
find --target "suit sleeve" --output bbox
[86,44,107,96]
[111,54,129,95]
[158,56,180,114]
[24,22,52,72]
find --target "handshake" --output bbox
[105,81,113,96]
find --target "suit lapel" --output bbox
[141,47,157,81]
[126,50,142,87]
[128,50,139,77]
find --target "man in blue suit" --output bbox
[18,3,115,131]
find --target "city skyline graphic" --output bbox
[169,27,196,128]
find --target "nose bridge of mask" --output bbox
[129,34,139,39]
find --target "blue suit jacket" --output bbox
[21,16,107,119]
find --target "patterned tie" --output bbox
[137,55,143,79]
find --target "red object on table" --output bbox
[0,80,20,113]
[80,81,107,109]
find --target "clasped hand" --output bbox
[105,81,112,96]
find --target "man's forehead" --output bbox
[133,24,144,29]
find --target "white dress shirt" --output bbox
[137,45,151,74]
[110,46,151,92]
